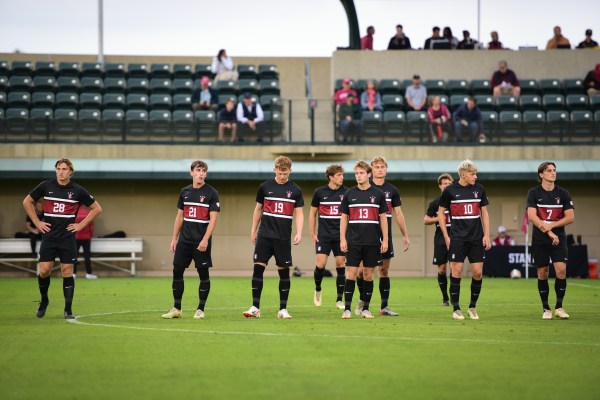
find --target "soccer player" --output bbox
[309,164,347,309]
[162,160,220,320]
[438,159,491,320]
[355,156,409,316]
[23,158,102,319]
[339,160,388,319]
[526,162,574,320]
[424,173,454,306]
[243,156,304,319]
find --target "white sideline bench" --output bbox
[0,238,143,276]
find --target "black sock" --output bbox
[438,272,449,302]
[172,266,185,310]
[538,279,550,310]
[363,280,374,311]
[252,264,265,309]
[278,268,291,310]
[357,277,364,301]
[197,268,210,311]
[344,279,356,311]
[314,266,324,292]
[555,278,567,309]
[469,278,482,308]
[379,277,390,309]
[336,267,345,302]
[450,276,461,311]
[63,276,75,313]
[38,275,50,304]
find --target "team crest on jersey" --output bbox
[385,191,390,198]
[473,191,479,198]
[340,195,344,201]
[199,196,205,203]
[287,191,292,198]
[555,197,561,204]
[67,192,73,199]
[370,196,376,203]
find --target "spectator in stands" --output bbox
[73,207,97,279]
[491,60,521,98]
[427,96,451,143]
[442,27,459,49]
[546,26,571,49]
[457,30,479,49]
[25,200,44,257]
[487,31,504,50]
[424,26,442,50]
[236,92,264,142]
[218,99,238,142]
[211,49,238,84]
[387,24,412,50]
[191,76,218,111]
[583,64,600,96]
[405,74,427,111]
[334,79,359,106]
[360,80,383,112]
[492,226,515,246]
[577,29,598,49]
[338,93,362,142]
[361,26,375,50]
[453,97,485,143]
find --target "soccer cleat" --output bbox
[161,308,182,319]
[193,309,205,320]
[452,310,465,320]
[360,310,375,319]
[355,300,364,316]
[379,306,399,316]
[542,309,552,320]
[85,273,98,279]
[36,302,49,318]
[341,310,351,319]
[468,307,479,320]
[277,309,292,319]
[64,311,75,319]
[554,308,570,320]
[336,300,345,310]
[313,290,322,307]
[442,301,450,307]
[243,306,261,318]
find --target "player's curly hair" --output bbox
[437,173,453,185]
[354,160,372,174]
[325,164,344,179]
[190,160,208,171]
[274,156,292,170]
[370,156,387,166]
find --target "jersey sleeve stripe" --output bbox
[349,220,380,224]
[44,213,76,218]
[451,199,482,204]
[184,202,210,207]
[537,204,564,208]
[320,201,342,205]
[44,196,79,204]
[349,204,381,208]
[183,218,210,224]
[452,215,481,220]
[320,216,341,219]
[264,197,296,204]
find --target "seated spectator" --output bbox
[442,27,459,49]
[424,26,442,49]
[488,31,504,50]
[457,30,479,49]
[236,93,264,142]
[361,26,375,50]
[492,60,521,98]
[583,64,600,96]
[405,74,427,111]
[211,49,239,84]
[427,96,451,143]
[338,93,362,142]
[387,24,412,50]
[191,76,218,111]
[453,97,486,143]
[493,226,515,246]
[334,78,358,105]
[218,99,238,142]
[577,29,598,49]
[546,26,571,49]
[360,80,383,112]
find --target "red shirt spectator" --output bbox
[361,26,375,50]
[75,207,94,241]
[334,79,359,105]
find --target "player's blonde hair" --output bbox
[354,160,372,174]
[325,164,344,179]
[437,173,453,185]
[457,159,477,175]
[370,156,387,166]
[274,156,292,170]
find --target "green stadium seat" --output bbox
[104,77,127,93]
[194,110,217,139]
[104,63,126,78]
[354,79,373,94]
[102,109,125,136]
[31,92,55,108]
[172,94,192,110]
[570,110,594,139]
[79,92,102,109]
[450,95,468,111]
[78,109,102,136]
[216,80,237,95]
[34,61,57,77]
[55,92,78,109]
[424,79,446,95]
[5,108,29,133]
[11,61,33,76]
[149,78,172,94]
[258,64,279,79]
[519,79,538,95]
[382,94,404,111]
[475,95,494,111]
[172,79,193,94]
[361,111,383,137]
[496,95,518,111]
[150,63,171,78]
[259,94,282,112]
[194,64,213,79]
[539,79,562,95]
[149,110,172,136]
[58,62,80,77]
[127,63,148,78]
[566,94,589,111]
[237,93,258,105]
[29,108,53,135]
[542,94,565,111]
[32,76,56,92]
[238,79,259,94]
[259,79,280,95]
[237,64,257,80]
[570,110,593,122]
[563,79,585,95]
[56,77,80,93]
[498,111,522,141]
[438,94,449,108]
[103,93,125,109]
[173,64,193,79]
[480,111,498,136]
[172,110,195,138]
[447,79,469,95]
[405,111,428,141]
[125,109,149,137]
[81,62,103,77]
[126,94,149,110]
[378,79,402,95]
[519,94,542,111]
[127,78,149,94]
[522,110,546,137]
[591,95,600,111]
[7,92,31,108]
[149,94,172,110]
[0,76,7,92]
[8,76,33,92]
[80,77,104,93]
[0,61,9,76]
[218,94,237,109]
[263,110,284,140]
[383,111,406,138]
[470,79,491,95]
[53,108,78,136]
[0,91,6,108]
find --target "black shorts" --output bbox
[432,243,449,265]
[173,240,213,269]
[382,239,394,260]
[315,239,345,257]
[531,241,568,268]
[345,245,383,268]
[39,236,77,264]
[449,239,485,263]
[254,236,292,268]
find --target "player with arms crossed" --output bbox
[527,162,574,320]
[424,173,454,306]
[438,159,491,320]
[23,158,102,319]
[244,156,304,319]
[309,164,347,309]
[339,160,388,319]
[162,160,220,320]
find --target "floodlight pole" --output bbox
[98,0,105,64]
[477,0,481,46]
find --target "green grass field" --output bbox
[1,276,599,400]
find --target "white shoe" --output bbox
[313,291,322,307]
[194,309,205,319]
[468,307,479,320]
[336,300,345,310]
[243,306,261,318]
[542,309,552,320]
[341,310,351,319]
[379,306,399,316]
[355,300,364,316]
[360,309,375,319]
[162,308,181,319]
[452,310,465,320]
[554,308,570,320]
[277,308,292,319]
[85,273,98,279]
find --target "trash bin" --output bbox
[588,259,598,279]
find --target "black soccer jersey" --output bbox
[370,179,402,237]
[311,184,347,240]
[29,179,95,240]
[177,183,220,245]
[527,185,574,245]
[439,182,489,241]
[340,185,387,246]
[256,179,304,240]
[426,196,451,246]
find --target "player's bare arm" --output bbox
[438,205,451,249]
[293,207,304,245]
[250,202,263,244]
[23,195,51,233]
[423,213,438,225]
[393,206,410,251]
[380,213,389,253]
[67,201,102,233]
[309,206,319,243]
[340,213,349,253]
[198,211,219,252]
[170,209,184,252]
[481,206,491,250]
